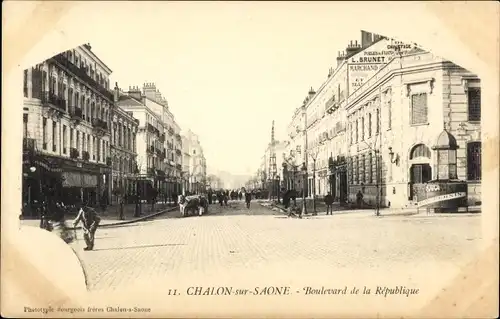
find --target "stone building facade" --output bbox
[22,44,114,208]
[345,50,481,208]
[110,86,139,203]
[181,130,207,194]
[282,31,481,209]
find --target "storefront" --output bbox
[47,156,111,207]
[22,154,63,217]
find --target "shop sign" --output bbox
[348,40,416,93]
[417,192,466,207]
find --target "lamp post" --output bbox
[277,174,281,203]
[308,149,319,215]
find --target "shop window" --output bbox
[468,87,481,122]
[410,93,428,125]
[467,142,481,181]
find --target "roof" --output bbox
[116,95,144,107]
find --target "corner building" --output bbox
[344,47,481,208]
[22,44,114,209]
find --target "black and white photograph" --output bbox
[2,1,499,318]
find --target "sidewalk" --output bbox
[261,200,481,218]
[20,203,179,229]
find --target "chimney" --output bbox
[336,51,345,68]
[143,82,157,100]
[345,40,362,57]
[361,30,374,48]
[373,34,383,42]
[114,82,119,103]
[127,85,142,101]
[308,87,316,100]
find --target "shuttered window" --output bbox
[468,88,481,122]
[23,70,28,97]
[410,93,428,125]
[467,142,481,180]
[360,154,365,183]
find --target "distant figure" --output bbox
[245,192,252,209]
[238,192,242,201]
[324,191,334,215]
[356,190,364,208]
[73,205,101,251]
[223,191,228,206]
[218,192,224,206]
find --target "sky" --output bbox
[19,1,491,177]
[52,2,360,176]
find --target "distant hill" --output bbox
[207,166,251,190]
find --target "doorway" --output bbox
[409,164,432,200]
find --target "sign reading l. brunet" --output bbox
[348,39,416,93]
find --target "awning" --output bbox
[62,172,98,188]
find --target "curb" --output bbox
[68,206,179,230]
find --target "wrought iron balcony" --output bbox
[70,147,79,159]
[69,106,83,123]
[50,54,114,102]
[41,91,66,112]
[82,151,90,161]
[23,138,36,152]
[91,118,109,131]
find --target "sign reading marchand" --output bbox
[348,39,416,93]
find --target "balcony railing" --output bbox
[69,106,83,120]
[91,118,109,131]
[23,138,36,152]
[42,91,66,112]
[51,54,114,102]
[82,151,90,161]
[70,147,79,159]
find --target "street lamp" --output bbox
[308,150,318,215]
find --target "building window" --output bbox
[52,121,57,152]
[360,154,365,183]
[62,125,67,154]
[42,118,47,149]
[76,131,80,154]
[23,70,28,97]
[354,156,359,184]
[92,137,96,160]
[87,135,90,153]
[410,144,431,159]
[361,117,365,141]
[368,152,373,184]
[368,113,372,137]
[410,93,428,125]
[355,119,359,143]
[468,87,481,122]
[23,114,28,138]
[467,142,481,181]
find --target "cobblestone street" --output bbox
[69,201,482,311]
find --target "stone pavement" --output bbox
[261,200,481,218]
[19,203,179,228]
[70,201,481,293]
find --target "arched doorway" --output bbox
[408,144,432,201]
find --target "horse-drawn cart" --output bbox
[178,195,209,217]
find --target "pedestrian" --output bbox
[119,195,125,220]
[223,191,228,206]
[324,191,334,215]
[218,192,224,206]
[245,191,252,209]
[356,190,364,208]
[73,205,101,251]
